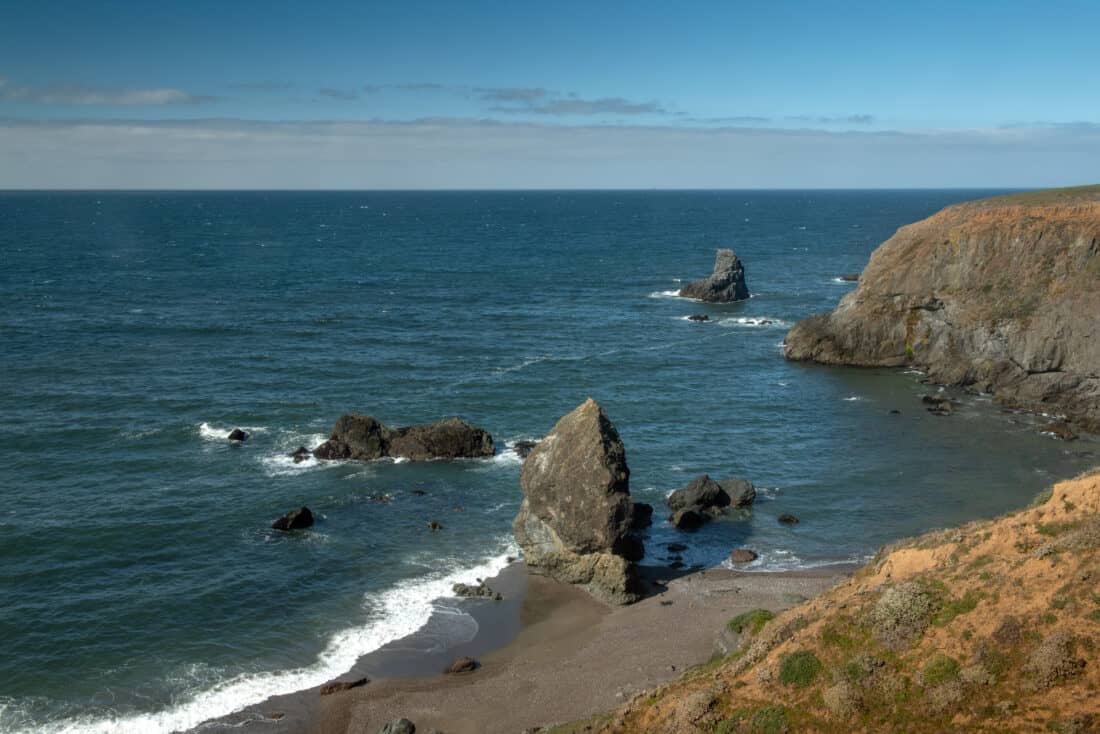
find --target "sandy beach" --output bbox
[304,563,849,734]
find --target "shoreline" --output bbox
[190,561,854,734]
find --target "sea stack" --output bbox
[785,186,1100,431]
[513,398,645,605]
[679,248,750,302]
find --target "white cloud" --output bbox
[0,75,217,106]
[0,117,1097,189]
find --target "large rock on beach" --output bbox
[679,248,750,302]
[784,186,1100,431]
[313,414,493,462]
[513,398,645,605]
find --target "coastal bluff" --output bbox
[513,398,645,605]
[785,185,1100,430]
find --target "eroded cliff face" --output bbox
[784,186,1100,429]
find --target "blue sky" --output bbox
[2,0,1100,188]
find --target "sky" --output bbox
[2,0,1100,189]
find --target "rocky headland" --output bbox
[785,185,1100,431]
[513,398,646,605]
[679,248,750,302]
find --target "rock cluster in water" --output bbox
[513,398,646,605]
[313,414,494,461]
[667,474,755,531]
[679,248,750,302]
[784,186,1100,432]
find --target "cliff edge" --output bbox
[595,471,1100,733]
[784,185,1100,430]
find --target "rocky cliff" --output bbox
[784,185,1100,430]
[594,471,1100,733]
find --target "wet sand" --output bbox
[308,564,849,734]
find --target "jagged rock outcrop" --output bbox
[785,186,1100,430]
[313,414,494,461]
[272,507,313,531]
[513,399,645,605]
[667,475,755,530]
[679,249,750,302]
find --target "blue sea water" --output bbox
[0,190,1094,733]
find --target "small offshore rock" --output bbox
[922,395,955,416]
[1042,421,1078,441]
[513,440,539,458]
[667,475,730,513]
[444,656,479,674]
[379,720,416,734]
[667,543,688,552]
[290,446,311,463]
[427,520,443,531]
[410,489,427,496]
[729,549,759,564]
[778,513,800,525]
[452,581,501,600]
[272,507,314,531]
[319,677,368,695]
[687,314,710,322]
[227,428,250,442]
[839,272,861,282]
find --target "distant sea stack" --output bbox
[513,398,645,605]
[679,248,750,302]
[785,185,1100,430]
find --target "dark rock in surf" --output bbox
[718,478,756,508]
[227,428,249,442]
[778,513,800,525]
[312,414,494,462]
[922,395,955,416]
[427,520,443,531]
[319,677,368,696]
[670,508,705,531]
[453,581,502,601]
[667,475,730,514]
[629,502,654,530]
[290,446,312,463]
[678,249,750,303]
[513,440,538,459]
[687,314,710,322]
[444,656,479,674]
[839,272,861,282]
[729,548,759,564]
[1042,421,1079,441]
[667,543,688,552]
[272,507,314,531]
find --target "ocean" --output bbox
[1,190,1093,733]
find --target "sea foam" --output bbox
[11,545,518,734]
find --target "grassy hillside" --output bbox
[595,472,1100,733]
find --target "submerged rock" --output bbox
[513,440,539,458]
[679,248,750,302]
[687,313,710,322]
[778,513,801,525]
[629,502,654,530]
[272,507,314,531]
[1042,421,1079,441]
[290,446,312,463]
[313,414,494,462]
[513,398,645,605]
[227,428,249,442]
[319,677,368,695]
[670,508,705,531]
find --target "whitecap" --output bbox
[842,396,864,402]
[715,317,790,329]
[392,457,410,465]
[830,277,857,284]
[647,289,684,299]
[12,546,518,734]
